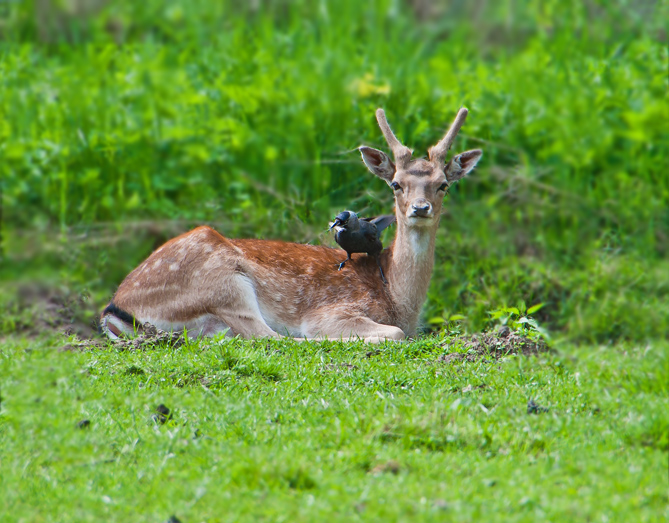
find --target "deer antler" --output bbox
[376,109,412,167]
[428,107,469,165]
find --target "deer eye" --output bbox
[390,182,402,191]
[438,182,449,192]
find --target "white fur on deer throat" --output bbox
[406,228,432,259]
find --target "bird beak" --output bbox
[329,219,342,230]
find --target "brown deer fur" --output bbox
[100,108,482,342]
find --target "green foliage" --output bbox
[0,1,667,343]
[488,303,550,341]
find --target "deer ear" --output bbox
[359,146,396,182]
[445,149,482,183]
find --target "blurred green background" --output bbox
[0,0,667,343]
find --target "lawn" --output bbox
[0,1,668,521]
[1,333,667,522]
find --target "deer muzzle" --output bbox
[409,199,432,218]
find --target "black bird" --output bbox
[329,210,396,284]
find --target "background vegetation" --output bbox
[0,2,667,520]
[1,0,667,343]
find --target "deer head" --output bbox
[359,108,482,228]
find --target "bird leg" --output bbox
[375,255,388,284]
[337,253,352,271]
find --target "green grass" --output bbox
[1,334,667,522]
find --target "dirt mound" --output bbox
[68,325,548,355]
[67,323,186,351]
[439,327,551,363]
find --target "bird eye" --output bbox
[438,182,449,192]
[390,182,402,191]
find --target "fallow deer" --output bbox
[100,108,482,342]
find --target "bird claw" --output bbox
[337,261,346,271]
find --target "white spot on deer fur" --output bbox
[153,259,162,269]
[203,244,213,253]
[169,262,180,271]
[204,257,223,270]
[134,282,140,287]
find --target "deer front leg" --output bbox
[301,313,405,343]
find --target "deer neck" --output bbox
[386,219,439,336]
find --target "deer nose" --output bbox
[411,199,432,217]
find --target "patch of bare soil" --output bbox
[368,460,401,475]
[67,323,185,352]
[4,283,99,339]
[438,327,551,363]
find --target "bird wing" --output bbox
[363,231,378,243]
[367,215,396,236]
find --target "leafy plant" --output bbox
[488,303,551,341]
